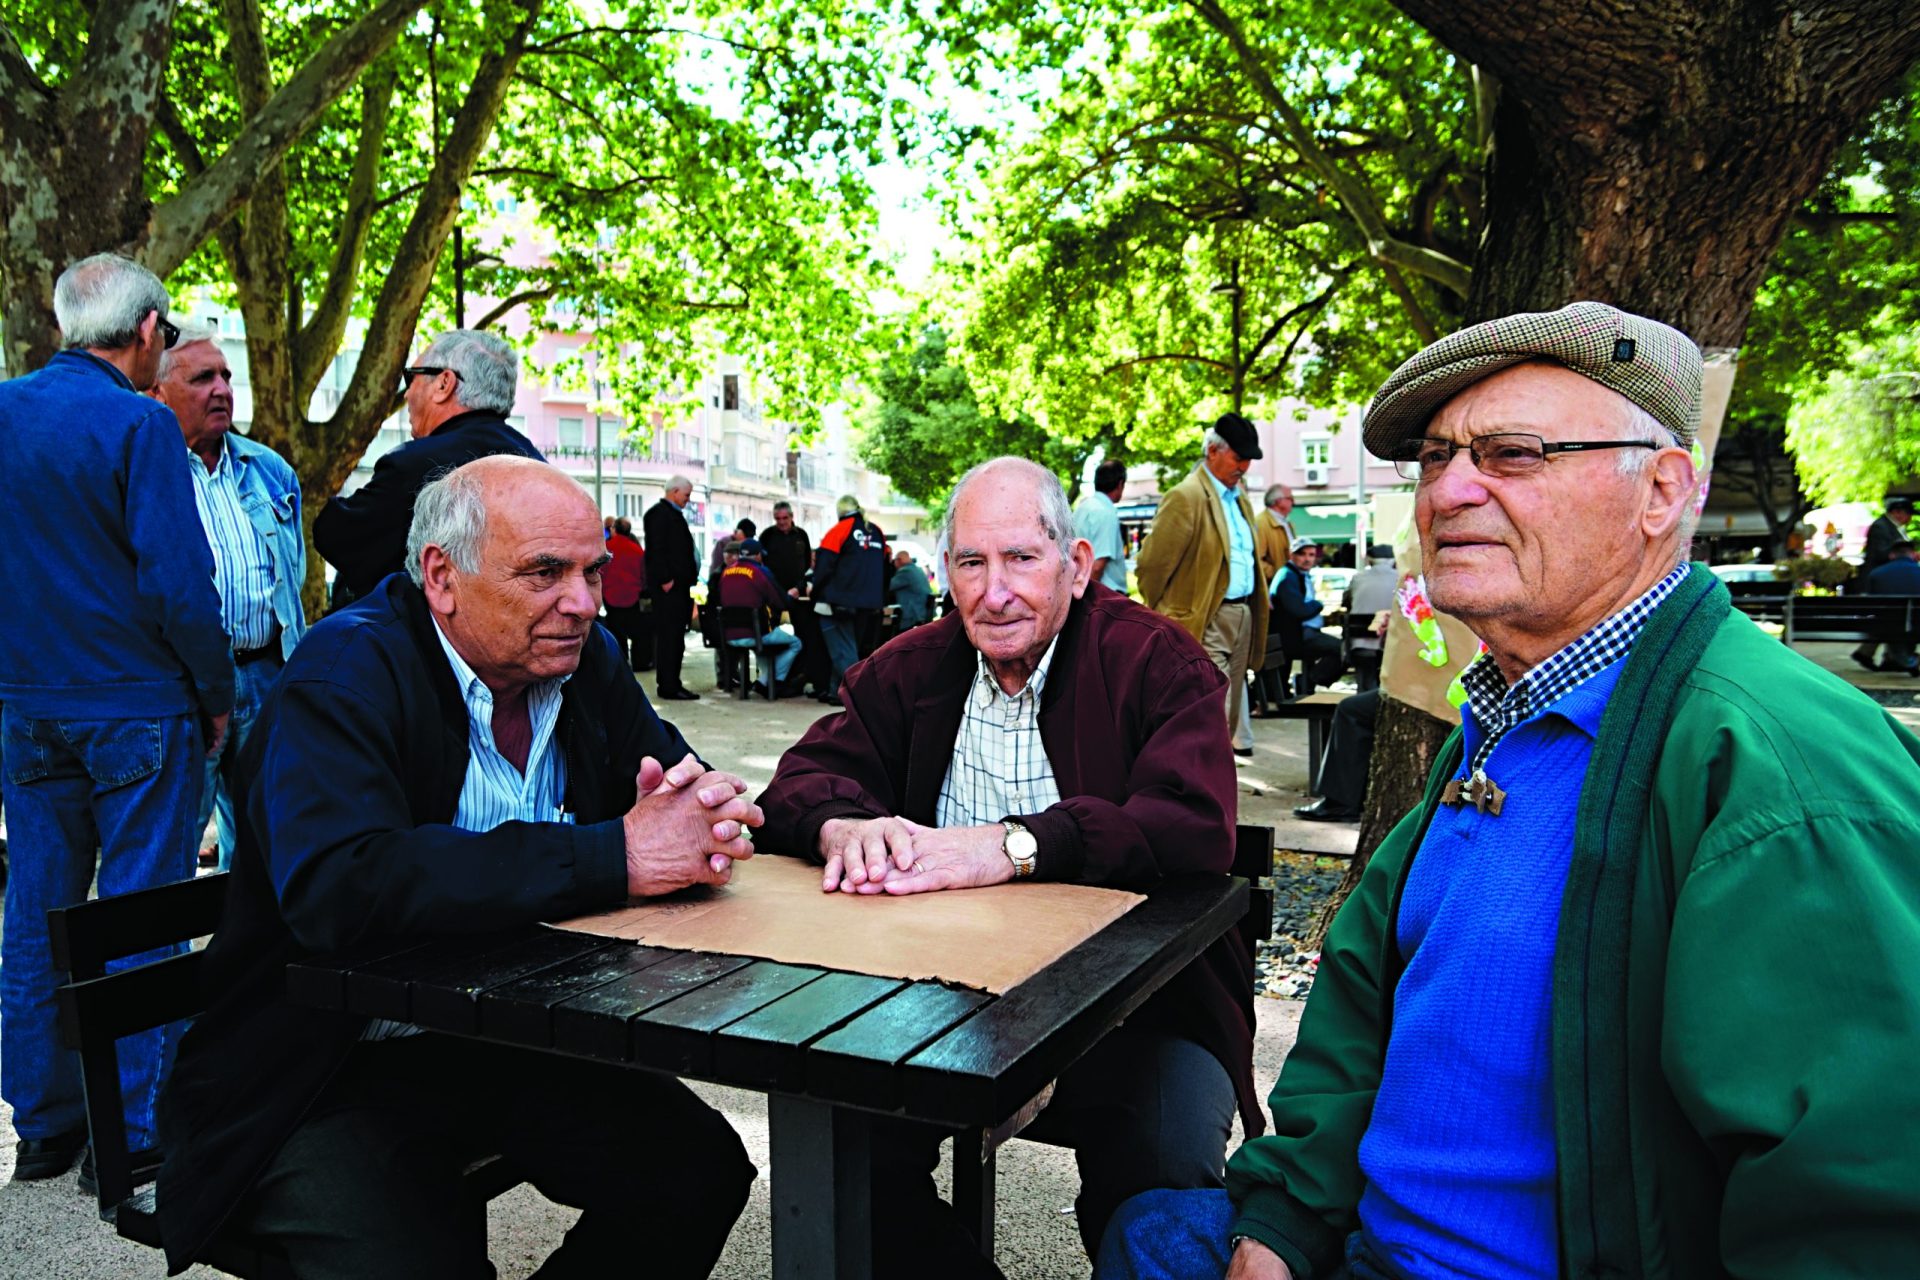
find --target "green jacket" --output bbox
[1227,566,1920,1279]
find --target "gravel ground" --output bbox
[1255,849,1349,1001]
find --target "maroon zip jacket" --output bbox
[758,584,1262,1135]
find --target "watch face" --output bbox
[1008,830,1039,860]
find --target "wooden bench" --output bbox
[951,823,1275,1252]
[48,873,521,1277]
[1259,692,1348,795]
[1732,594,1920,645]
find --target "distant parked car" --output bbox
[1708,563,1782,585]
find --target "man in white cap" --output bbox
[1100,301,1920,1280]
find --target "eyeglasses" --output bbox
[399,366,461,393]
[156,315,180,349]
[1388,433,1659,483]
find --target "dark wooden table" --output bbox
[286,873,1247,1280]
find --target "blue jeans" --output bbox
[1096,1188,1394,1280]
[197,654,280,870]
[1,709,203,1148]
[820,610,860,696]
[728,629,800,685]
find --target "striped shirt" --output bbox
[1457,563,1688,775]
[363,622,575,1041]
[187,439,279,651]
[936,638,1063,828]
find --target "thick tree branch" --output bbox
[1101,352,1234,378]
[324,0,546,492]
[153,93,210,174]
[1253,274,1348,384]
[1186,0,1473,301]
[469,286,558,331]
[1380,262,1438,343]
[142,0,426,276]
[296,56,399,401]
[0,20,53,107]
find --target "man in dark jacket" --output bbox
[1852,495,1914,670]
[1270,540,1344,696]
[643,475,700,700]
[0,253,235,1183]
[158,457,761,1278]
[759,457,1257,1277]
[810,494,888,703]
[717,540,803,692]
[761,500,828,695]
[312,329,543,603]
[1864,538,1920,674]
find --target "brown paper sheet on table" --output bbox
[551,853,1143,995]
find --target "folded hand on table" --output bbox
[816,817,1011,895]
[622,753,762,896]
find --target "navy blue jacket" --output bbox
[313,409,544,601]
[1866,557,1920,596]
[1269,562,1324,651]
[813,512,889,610]
[0,350,233,718]
[157,576,693,1272]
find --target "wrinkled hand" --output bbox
[818,816,919,894]
[623,754,761,896]
[1225,1238,1293,1280]
[874,822,1010,897]
[205,711,231,759]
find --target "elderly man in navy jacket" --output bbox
[760,456,1258,1277]
[0,253,234,1185]
[159,456,761,1279]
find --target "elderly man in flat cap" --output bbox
[1098,302,1920,1280]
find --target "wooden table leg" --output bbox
[950,1127,997,1256]
[769,1094,872,1280]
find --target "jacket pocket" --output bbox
[69,718,164,789]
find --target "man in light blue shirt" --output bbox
[153,328,307,869]
[1075,459,1132,594]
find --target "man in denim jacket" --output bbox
[152,327,307,868]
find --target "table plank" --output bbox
[900,878,1246,1127]
[713,972,906,1090]
[806,983,991,1110]
[327,934,526,1021]
[479,941,678,1048]
[286,937,437,1011]
[407,931,615,1034]
[628,961,824,1076]
[551,951,755,1061]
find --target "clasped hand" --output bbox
[817,816,1011,895]
[622,754,763,897]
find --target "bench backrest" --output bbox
[49,872,229,1218]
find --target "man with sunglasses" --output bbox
[313,329,542,605]
[1100,302,1920,1280]
[0,252,235,1186]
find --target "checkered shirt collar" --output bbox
[1459,563,1688,773]
[971,635,1059,708]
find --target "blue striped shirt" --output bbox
[363,623,575,1041]
[187,439,279,651]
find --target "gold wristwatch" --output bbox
[1001,819,1038,879]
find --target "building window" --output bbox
[1301,436,1332,467]
[558,416,584,449]
[723,375,740,411]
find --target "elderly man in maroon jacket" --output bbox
[759,456,1259,1277]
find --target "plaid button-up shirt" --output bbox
[1458,563,1688,776]
[935,638,1064,829]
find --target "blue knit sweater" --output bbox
[1354,657,1627,1279]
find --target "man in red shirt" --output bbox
[601,517,648,671]
[718,540,803,694]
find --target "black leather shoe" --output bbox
[657,688,700,701]
[13,1129,87,1180]
[1233,747,1254,758]
[1294,799,1360,823]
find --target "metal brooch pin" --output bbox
[1441,770,1506,816]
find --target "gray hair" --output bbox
[418,329,518,414]
[772,500,792,514]
[665,474,692,497]
[54,253,170,351]
[406,466,490,586]
[942,457,1075,564]
[155,323,220,383]
[1203,428,1232,457]
[1262,483,1291,509]
[1610,402,1699,559]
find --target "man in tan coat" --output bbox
[1255,483,1294,584]
[1136,414,1270,756]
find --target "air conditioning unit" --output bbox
[1302,464,1330,487]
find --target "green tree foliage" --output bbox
[942,0,1479,444]
[1785,336,1920,506]
[858,323,1095,511]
